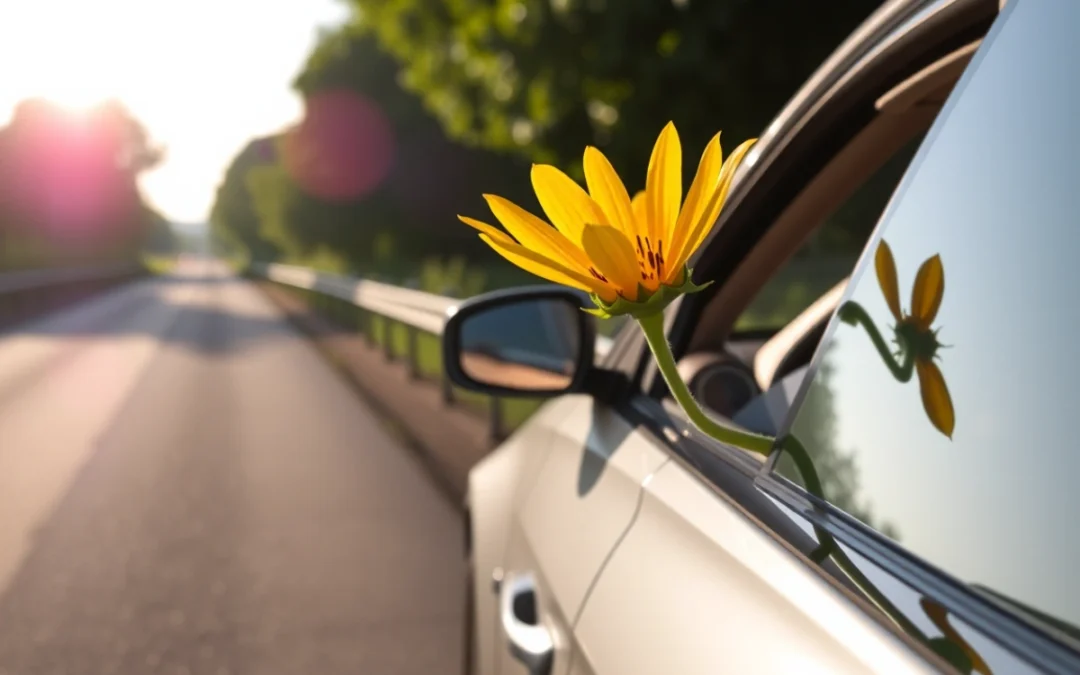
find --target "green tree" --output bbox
[209,135,283,264]
[346,0,883,180]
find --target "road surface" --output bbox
[0,258,463,674]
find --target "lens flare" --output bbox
[282,90,395,202]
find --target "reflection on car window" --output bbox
[735,134,924,332]
[775,0,1080,642]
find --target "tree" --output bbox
[346,0,883,181]
[0,98,166,270]
[209,135,283,263]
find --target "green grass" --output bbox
[308,294,545,434]
[140,253,178,275]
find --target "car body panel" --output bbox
[491,393,671,674]
[573,454,936,674]
[467,397,576,675]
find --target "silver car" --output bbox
[444,0,1079,672]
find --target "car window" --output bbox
[774,0,1080,644]
[735,133,924,333]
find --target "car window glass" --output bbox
[775,0,1080,641]
[735,134,925,333]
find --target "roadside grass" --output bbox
[140,253,177,275]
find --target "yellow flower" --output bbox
[875,240,956,439]
[458,122,756,317]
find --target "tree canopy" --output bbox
[210,0,884,290]
[346,0,879,180]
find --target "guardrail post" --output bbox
[360,309,372,345]
[441,372,455,405]
[383,320,395,360]
[489,397,504,442]
[405,326,419,379]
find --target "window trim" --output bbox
[754,471,1080,672]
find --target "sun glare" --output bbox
[0,0,349,222]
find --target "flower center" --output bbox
[896,318,942,362]
[636,235,665,283]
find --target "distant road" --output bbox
[0,257,462,674]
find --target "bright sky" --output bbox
[0,0,351,224]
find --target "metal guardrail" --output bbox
[251,262,613,440]
[0,263,143,324]
[0,263,142,295]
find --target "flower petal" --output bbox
[631,190,648,227]
[483,194,592,271]
[478,232,615,301]
[583,146,635,237]
[458,215,516,245]
[917,360,955,439]
[667,138,755,280]
[667,131,721,276]
[645,122,681,252]
[920,598,991,675]
[531,164,608,245]
[911,254,944,329]
[874,240,903,322]
[580,224,643,300]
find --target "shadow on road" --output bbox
[0,275,357,357]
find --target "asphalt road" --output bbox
[0,258,463,674]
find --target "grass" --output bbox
[140,253,178,275]
[306,292,545,434]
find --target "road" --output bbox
[0,258,463,674]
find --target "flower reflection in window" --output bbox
[837,239,955,439]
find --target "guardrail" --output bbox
[0,263,145,326]
[250,262,612,440]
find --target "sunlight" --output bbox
[0,0,349,222]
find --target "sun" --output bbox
[42,83,109,116]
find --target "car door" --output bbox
[477,0,1004,671]
[454,290,673,675]
[573,1,1080,673]
[493,391,671,675]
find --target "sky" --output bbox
[0,0,351,224]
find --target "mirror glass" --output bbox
[457,297,583,392]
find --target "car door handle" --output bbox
[499,571,554,675]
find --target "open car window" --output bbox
[735,133,924,333]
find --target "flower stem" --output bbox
[837,301,914,382]
[637,311,774,456]
[780,435,927,640]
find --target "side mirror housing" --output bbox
[442,285,626,399]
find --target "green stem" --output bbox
[838,301,914,382]
[637,311,774,456]
[636,310,954,657]
[781,436,927,640]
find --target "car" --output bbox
[442,0,1080,672]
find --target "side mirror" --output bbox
[443,286,598,398]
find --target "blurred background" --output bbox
[1,0,886,325]
[0,1,910,672]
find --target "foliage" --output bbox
[346,0,882,180]
[210,0,886,293]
